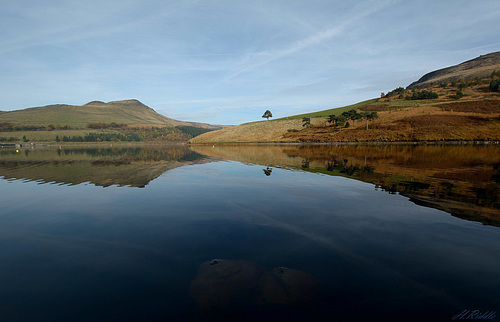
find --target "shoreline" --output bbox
[4,140,500,149]
[188,140,500,146]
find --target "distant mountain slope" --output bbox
[407,51,500,88]
[0,99,222,129]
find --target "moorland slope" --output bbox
[189,53,500,144]
[408,51,500,88]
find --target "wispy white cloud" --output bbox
[0,0,200,54]
[217,0,395,84]
[1,0,499,124]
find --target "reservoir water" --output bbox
[0,144,499,321]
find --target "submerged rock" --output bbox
[257,266,318,307]
[189,259,265,311]
[190,259,319,314]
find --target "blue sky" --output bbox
[1,0,499,125]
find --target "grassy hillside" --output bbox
[0,99,185,128]
[0,99,227,143]
[190,72,500,144]
[276,99,379,121]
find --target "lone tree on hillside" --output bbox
[262,110,273,120]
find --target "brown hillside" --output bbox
[284,98,500,142]
[408,51,500,88]
[190,53,500,145]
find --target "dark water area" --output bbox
[0,144,499,321]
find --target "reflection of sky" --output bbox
[0,160,499,319]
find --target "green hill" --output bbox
[0,99,220,129]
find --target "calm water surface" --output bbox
[0,144,499,321]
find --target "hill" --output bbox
[189,53,500,144]
[0,99,222,130]
[408,51,500,89]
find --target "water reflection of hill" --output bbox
[0,145,208,188]
[190,144,500,227]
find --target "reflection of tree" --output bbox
[326,158,375,176]
[263,167,273,176]
[301,158,310,169]
[492,162,500,183]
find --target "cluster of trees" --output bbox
[85,125,211,140]
[127,127,191,141]
[0,122,211,143]
[382,87,438,100]
[87,122,127,129]
[175,125,214,137]
[411,90,439,100]
[55,127,197,142]
[56,133,141,142]
[0,122,71,132]
[300,109,378,131]
[0,136,17,142]
[325,109,378,131]
[384,87,406,99]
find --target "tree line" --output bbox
[54,128,192,142]
[56,133,141,142]
[3,122,214,143]
[0,136,18,142]
[0,122,72,132]
[383,87,439,100]
[175,125,214,137]
[302,109,378,131]
[87,122,127,129]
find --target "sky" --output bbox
[1,0,499,125]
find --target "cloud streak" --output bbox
[218,0,394,84]
[1,0,499,124]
